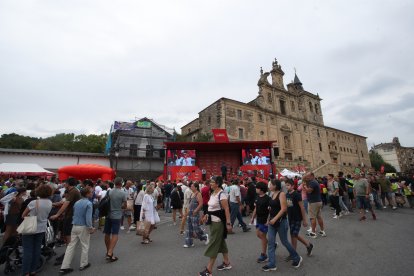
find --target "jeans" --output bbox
[371,190,382,209]
[267,219,299,268]
[330,195,341,216]
[229,202,246,228]
[339,196,349,212]
[164,197,171,213]
[22,232,44,274]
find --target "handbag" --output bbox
[126,199,134,211]
[17,200,38,235]
[136,221,146,236]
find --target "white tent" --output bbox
[0,163,55,177]
[280,168,302,179]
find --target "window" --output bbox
[321,160,325,164]
[340,147,342,151]
[343,162,346,166]
[188,128,191,134]
[335,146,337,150]
[238,128,244,139]
[306,139,309,143]
[258,113,263,122]
[317,129,320,137]
[237,109,242,119]
[291,101,295,112]
[328,145,331,149]
[129,144,137,156]
[304,126,307,132]
[315,104,319,114]
[309,102,313,112]
[285,153,293,160]
[260,131,264,135]
[207,116,211,125]
[348,163,352,166]
[319,143,322,151]
[333,133,335,137]
[280,100,286,115]
[361,151,364,157]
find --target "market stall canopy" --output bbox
[0,163,55,177]
[58,164,115,181]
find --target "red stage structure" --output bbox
[164,141,275,181]
[58,164,115,181]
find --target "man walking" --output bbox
[303,173,326,238]
[229,180,250,232]
[104,177,127,262]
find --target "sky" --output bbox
[0,0,413,148]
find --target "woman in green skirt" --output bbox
[199,179,233,276]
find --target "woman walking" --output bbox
[199,179,232,276]
[21,185,53,276]
[133,183,145,232]
[140,185,157,244]
[170,185,183,225]
[262,179,302,272]
[184,182,208,248]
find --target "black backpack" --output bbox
[98,191,111,217]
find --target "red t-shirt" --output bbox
[201,186,210,205]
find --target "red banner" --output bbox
[212,129,229,142]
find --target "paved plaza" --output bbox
[7,207,414,276]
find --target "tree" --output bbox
[369,150,397,173]
[0,133,40,149]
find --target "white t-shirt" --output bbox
[229,185,241,203]
[134,190,145,205]
[183,188,193,210]
[208,191,228,222]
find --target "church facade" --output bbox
[181,59,371,176]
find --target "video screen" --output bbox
[167,150,196,166]
[242,149,270,165]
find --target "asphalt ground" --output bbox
[4,206,414,276]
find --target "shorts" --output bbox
[309,202,322,219]
[103,218,121,235]
[348,192,354,200]
[123,210,133,217]
[133,205,142,223]
[62,217,73,236]
[256,223,268,234]
[356,196,372,210]
[289,220,302,236]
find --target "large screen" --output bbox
[242,149,270,165]
[167,150,196,166]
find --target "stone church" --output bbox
[181,59,371,176]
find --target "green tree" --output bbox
[0,133,40,149]
[369,150,397,173]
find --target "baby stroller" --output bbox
[0,220,55,274]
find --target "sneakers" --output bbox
[292,256,303,268]
[306,232,317,238]
[318,230,327,237]
[257,253,268,263]
[333,215,339,219]
[129,225,136,230]
[306,227,312,232]
[217,262,232,271]
[242,226,251,232]
[392,206,397,210]
[284,255,292,262]
[383,206,387,209]
[183,244,195,248]
[262,265,277,272]
[120,226,125,230]
[204,234,209,245]
[199,267,212,276]
[307,243,314,256]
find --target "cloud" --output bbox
[0,0,413,149]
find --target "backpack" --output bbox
[98,190,111,217]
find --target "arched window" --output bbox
[309,102,313,112]
[315,104,319,114]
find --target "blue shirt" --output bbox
[307,179,322,203]
[72,198,93,228]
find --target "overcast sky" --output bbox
[1,0,413,148]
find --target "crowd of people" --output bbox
[0,170,413,275]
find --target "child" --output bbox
[285,181,314,257]
[250,182,270,263]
